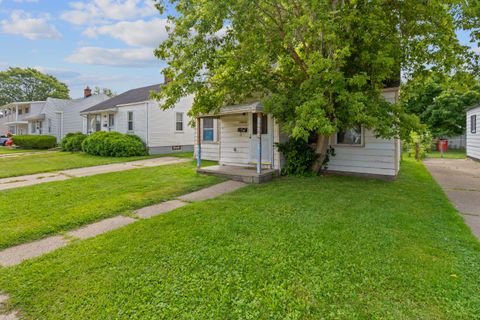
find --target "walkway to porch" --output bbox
[197,165,278,184]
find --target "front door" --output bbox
[249,113,272,164]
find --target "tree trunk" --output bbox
[312,134,330,173]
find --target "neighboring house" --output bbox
[80,84,195,154]
[0,101,46,135]
[195,87,401,183]
[0,87,108,142]
[0,88,108,142]
[466,104,480,160]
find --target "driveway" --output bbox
[424,158,480,240]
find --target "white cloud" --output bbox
[61,0,157,26]
[66,47,157,67]
[83,18,170,47]
[0,10,61,40]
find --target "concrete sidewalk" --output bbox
[0,157,189,191]
[424,158,480,240]
[0,150,57,159]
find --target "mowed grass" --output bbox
[1,158,479,319]
[426,149,467,159]
[0,152,193,179]
[0,147,44,154]
[0,161,220,249]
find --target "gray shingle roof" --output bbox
[81,84,162,113]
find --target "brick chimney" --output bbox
[84,86,92,98]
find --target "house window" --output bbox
[108,114,115,128]
[18,108,22,115]
[176,112,184,131]
[48,118,52,133]
[337,125,363,145]
[127,111,134,131]
[471,115,477,134]
[24,107,29,114]
[202,118,214,141]
[252,113,268,135]
[95,115,101,132]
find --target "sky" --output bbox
[0,0,478,99]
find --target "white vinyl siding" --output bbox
[467,106,480,160]
[219,113,250,166]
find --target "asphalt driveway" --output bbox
[424,158,480,240]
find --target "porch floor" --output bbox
[197,165,278,184]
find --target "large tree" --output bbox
[154,0,472,171]
[0,67,70,106]
[402,73,480,138]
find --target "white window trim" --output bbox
[127,111,134,132]
[333,125,365,147]
[175,112,184,133]
[201,118,217,143]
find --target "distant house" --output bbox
[0,88,107,141]
[195,87,401,183]
[466,104,480,160]
[80,84,194,154]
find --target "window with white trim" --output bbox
[471,115,477,134]
[48,118,52,133]
[336,125,363,145]
[202,118,214,141]
[127,111,134,131]
[175,112,184,131]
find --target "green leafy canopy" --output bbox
[153,0,473,141]
[0,67,70,105]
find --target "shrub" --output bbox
[60,132,87,152]
[82,131,147,157]
[12,135,56,149]
[403,130,433,160]
[275,138,318,175]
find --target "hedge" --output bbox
[82,131,147,157]
[60,132,87,152]
[12,135,57,149]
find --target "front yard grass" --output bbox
[0,152,192,179]
[0,147,44,154]
[1,158,479,319]
[0,161,221,249]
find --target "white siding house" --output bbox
[80,84,195,154]
[467,105,480,160]
[0,101,46,135]
[195,87,401,182]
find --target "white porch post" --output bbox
[257,112,262,174]
[196,117,202,168]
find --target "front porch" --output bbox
[198,165,278,184]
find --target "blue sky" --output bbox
[0,1,478,99]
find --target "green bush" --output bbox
[403,130,433,160]
[82,131,147,157]
[275,138,318,175]
[60,132,87,152]
[12,135,56,149]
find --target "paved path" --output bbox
[424,158,480,240]
[0,157,189,191]
[0,150,57,158]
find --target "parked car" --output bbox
[0,135,10,146]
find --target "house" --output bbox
[80,84,195,154]
[0,101,46,135]
[466,104,480,160]
[195,87,401,183]
[0,88,109,142]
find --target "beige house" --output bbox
[195,87,401,183]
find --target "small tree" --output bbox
[0,67,70,105]
[153,0,472,172]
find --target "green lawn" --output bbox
[0,147,45,154]
[0,161,220,249]
[0,152,193,179]
[1,158,479,319]
[426,149,467,159]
